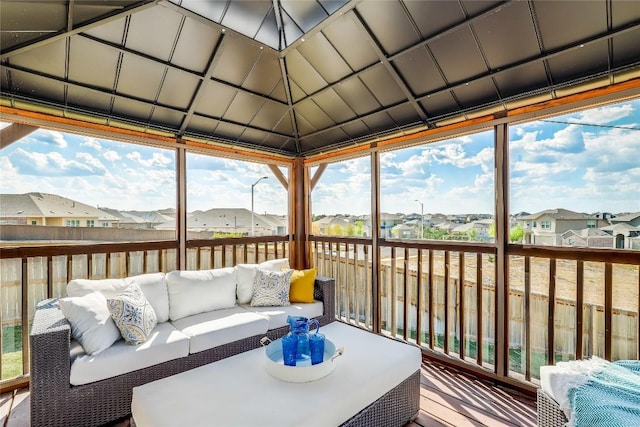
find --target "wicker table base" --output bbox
[536,389,568,427]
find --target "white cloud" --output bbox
[48,130,68,148]
[103,150,121,162]
[126,151,172,168]
[76,152,108,174]
[569,103,635,125]
[80,137,102,150]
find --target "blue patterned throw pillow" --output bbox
[107,283,157,345]
[250,268,293,307]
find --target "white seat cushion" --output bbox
[170,306,270,354]
[70,322,189,386]
[242,301,323,329]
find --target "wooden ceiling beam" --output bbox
[0,123,39,149]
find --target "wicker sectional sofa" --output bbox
[29,265,335,427]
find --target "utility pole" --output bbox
[251,176,268,236]
[415,199,424,239]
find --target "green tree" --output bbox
[423,228,448,240]
[329,224,344,236]
[345,223,355,236]
[355,220,363,236]
[488,223,496,238]
[466,229,478,241]
[510,224,525,243]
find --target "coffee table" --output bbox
[132,321,421,427]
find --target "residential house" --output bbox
[155,208,285,236]
[561,228,615,248]
[610,212,640,227]
[601,222,640,249]
[0,192,118,227]
[376,213,405,238]
[391,223,416,239]
[517,208,607,246]
[452,219,494,242]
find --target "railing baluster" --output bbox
[428,249,434,349]
[524,256,531,382]
[21,256,29,375]
[576,260,584,361]
[125,251,130,277]
[354,243,360,327]
[390,247,397,337]
[364,244,371,329]
[444,250,450,354]
[476,252,483,366]
[548,258,556,365]
[416,249,423,346]
[344,243,350,323]
[459,252,465,360]
[403,248,409,341]
[604,262,612,361]
[47,255,54,299]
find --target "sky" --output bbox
[1,99,639,217]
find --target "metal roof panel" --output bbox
[126,6,183,61]
[68,37,120,90]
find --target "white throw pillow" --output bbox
[235,264,259,304]
[59,291,121,355]
[166,267,237,321]
[235,258,291,304]
[125,272,169,323]
[250,269,294,307]
[107,283,157,345]
[66,278,128,298]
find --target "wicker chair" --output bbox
[30,276,336,427]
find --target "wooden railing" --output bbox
[311,236,640,391]
[0,236,289,388]
[2,233,637,392]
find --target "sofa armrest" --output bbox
[30,299,73,395]
[314,276,336,325]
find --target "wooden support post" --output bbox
[291,157,309,269]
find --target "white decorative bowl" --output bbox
[260,337,344,383]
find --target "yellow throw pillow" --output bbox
[289,268,317,303]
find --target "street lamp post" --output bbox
[415,199,424,239]
[251,176,268,236]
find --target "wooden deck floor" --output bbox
[2,361,537,427]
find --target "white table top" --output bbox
[132,321,421,427]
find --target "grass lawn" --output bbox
[2,351,23,379]
[2,324,23,380]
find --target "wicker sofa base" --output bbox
[340,370,420,427]
[536,388,568,427]
[30,277,336,427]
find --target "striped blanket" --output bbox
[568,359,640,427]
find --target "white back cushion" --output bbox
[67,278,128,298]
[125,272,169,323]
[166,268,237,321]
[235,258,291,304]
[235,264,259,304]
[67,274,170,323]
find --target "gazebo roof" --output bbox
[2,0,640,157]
